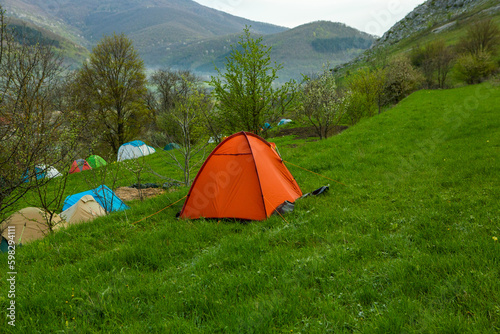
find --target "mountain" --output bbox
[2,0,374,80]
[336,0,500,72]
[159,21,375,81]
[1,0,286,47]
[5,17,89,68]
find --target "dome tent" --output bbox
[87,155,107,169]
[164,143,181,151]
[60,195,106,224]
[62,185,128,213]
[179,131,302,221]
[69,159,92,174]
[0,207,64,246]
[23,164,62,182]
[117,140,156,161]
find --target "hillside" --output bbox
[154,21,375,81]
[1,82,499,332]
[5,17,89,68]
[337,0,500,72]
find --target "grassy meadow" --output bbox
[1,82,499,332]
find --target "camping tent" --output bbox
[23,165,62,182]
[60,195,106,224]
[87,155,107,169]
[179,131,302,221]
[164,143,181,151]
[69,159,92,174]
[62,185,129,213]
[278,118,292,126]
[117,140,156,161]
[0,207,63,245]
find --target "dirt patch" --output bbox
[275,125,348,139]
[115,187,165,202]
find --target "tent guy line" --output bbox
[132,195,187,225]
[283,160,347,187]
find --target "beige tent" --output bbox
[60,195,106,224]
[0,207,63,244]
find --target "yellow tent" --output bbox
[60,195,106,224]
[0,207,63,244]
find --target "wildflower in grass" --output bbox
[493,236,498,241]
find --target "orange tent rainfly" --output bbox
[179,131,302,221]
[69,159,92,174]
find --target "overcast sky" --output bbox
[193,0,427,36]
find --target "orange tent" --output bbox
[180,131,302,220]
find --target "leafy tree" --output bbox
[457,18,500,56]
[75,33,149,155]
[299,68,349,140]
[209,26,296,135]
[411,40,455,88]
[347,67,386,119]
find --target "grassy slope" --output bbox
[1,83,500,332]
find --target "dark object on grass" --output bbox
[300,185,329,199]
[274,200,295,215]
[131,183,160,189]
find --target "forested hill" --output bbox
[152,21,375,82]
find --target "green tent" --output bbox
[164,143,181,151]
[87,155,107,169]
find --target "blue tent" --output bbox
[0,237,8,253]
[164,143,181,151]
[22,166,45,183]
[62,185,129,212]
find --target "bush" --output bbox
[384,56,424,104]
[454,51,497,84]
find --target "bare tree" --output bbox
[0,7,77,222]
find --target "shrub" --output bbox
[384,56,424,104]
[454,50,497,84]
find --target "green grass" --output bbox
[1,82,500,332]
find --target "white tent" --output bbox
[117,140,156,162]
[36,164,62,178]
[278,119,293,126]
[60,195,106,224]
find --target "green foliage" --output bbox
[410,40,456,88]
[455,50,498,84]
[75,33,149,156]
[209,26,296,135]
[346,67,387,124]
[457,18,500,56]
